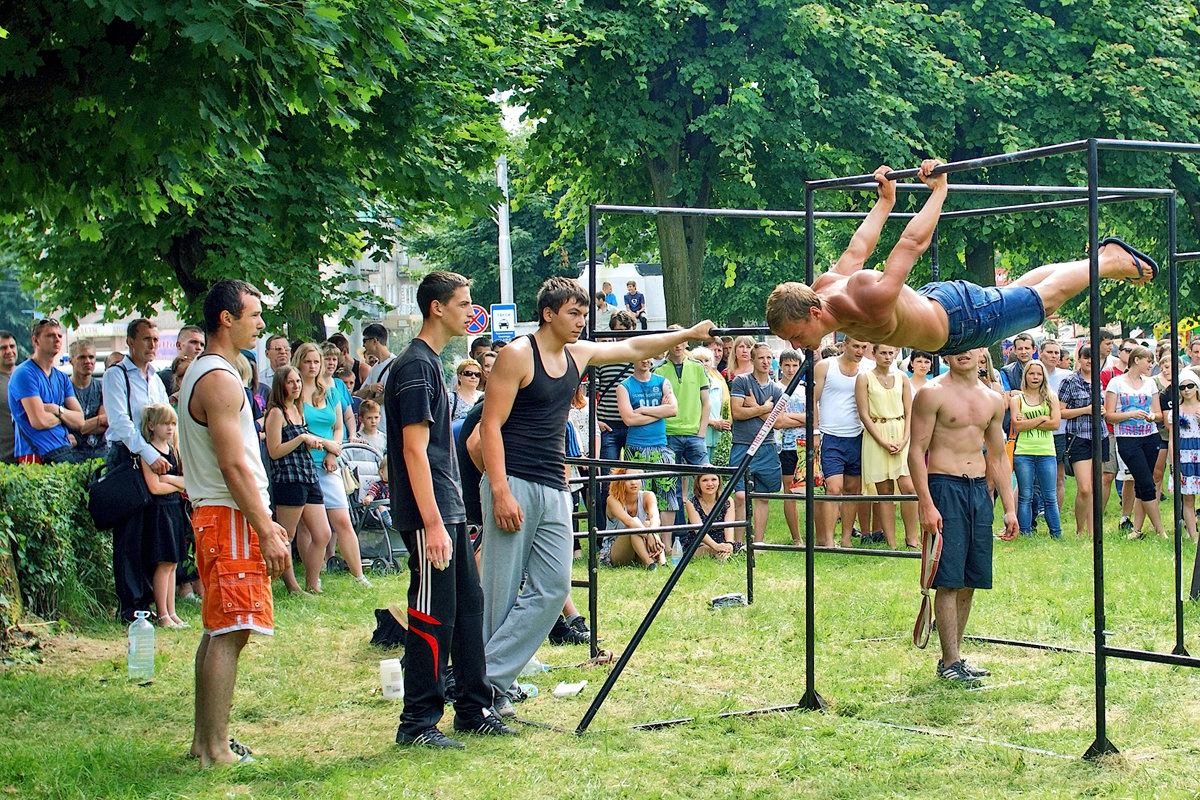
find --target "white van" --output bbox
[577,261,666,330]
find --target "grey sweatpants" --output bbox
[480,474,573,698]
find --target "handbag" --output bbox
[87,451,152,531]
[86,368,152,530]
[340,464,360,495]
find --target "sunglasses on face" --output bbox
[1182,383,1199,390]
[1120,347,1132,354]
[460,371,481,378]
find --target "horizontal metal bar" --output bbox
[593,204,810,220]
[588,328,768,340]
[1096,138,1200,155]
[628,704,804,731]
[747,491,916,502]
[568,457,739,476]
[964,635,1090,655]
[941,193,1152,220]
[806,140,1090,190]
[1103,645,1200,668]
[591,519,745,538]
[1175,251,1200,263]
[832,183,1172,196]
[751,542,920,558]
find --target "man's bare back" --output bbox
[812,271,950,351]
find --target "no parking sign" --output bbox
[466,305,489,335]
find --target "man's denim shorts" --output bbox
[917,280,1045,356]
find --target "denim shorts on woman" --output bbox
[916,280,1045,356]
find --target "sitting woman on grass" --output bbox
[681,470,736,560]
[601,468,665,568]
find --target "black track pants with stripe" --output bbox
[397,522,492,735]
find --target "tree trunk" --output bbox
[0,523,22,637]
[645,148,710,326]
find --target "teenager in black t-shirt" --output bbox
[386,271,515,750]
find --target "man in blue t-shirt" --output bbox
[8,318,85,464]
[624,281,648,330]
[617,357,679,517]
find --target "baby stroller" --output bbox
[337,441,407,574]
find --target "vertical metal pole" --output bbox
[746,474,756,604]
[586,205,600,657]
[800,186,826,711]
[1169,196,1189,656]
[1084,140,1118,760]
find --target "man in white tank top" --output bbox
[812,337,869,547]
[179,279,290,767]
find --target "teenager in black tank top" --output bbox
[500,334,580,490]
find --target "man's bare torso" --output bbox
[814,271,951,351]
[921,374,1004,479]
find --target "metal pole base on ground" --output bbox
[798,687,827,712]
[1083,737,1119,761]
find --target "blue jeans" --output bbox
[667,434,708,523]
[598,426,628,527]
[1013,454,1061,537]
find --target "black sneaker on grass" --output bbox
[1119,517,1133,533]
[454,713,517,736]
[549,615,589,645]
[960,658,991,677]
[936,659,982,685]
[396,726,465,749]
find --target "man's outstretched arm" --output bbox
[830,165,897,276]
[869,159,947,302]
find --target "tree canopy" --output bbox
[1,0,548,335]
[522,0,1200,329]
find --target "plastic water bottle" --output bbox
[671,537,683,567]
[520,656,550,677]
[127,611,155,680]
[379,658,404,700]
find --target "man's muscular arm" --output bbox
[859,159,947,314]
[481,342,529,532]
[984,395,1019,540]
[830,165,897,276]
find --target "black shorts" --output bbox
[1053,433,1068,464]
[779,448,799,479]
[272,480,324,507]
[1066,435,1109,465]
[929,474,993,590]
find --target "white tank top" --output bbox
[178,353,270,509]
[818,358,864,437]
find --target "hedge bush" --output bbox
[0,461,114,623]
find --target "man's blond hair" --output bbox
[766,282,822,335]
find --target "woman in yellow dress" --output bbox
[854,344,918,549]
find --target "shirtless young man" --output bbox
[766,160,1158,355]
[907,348,1019,685]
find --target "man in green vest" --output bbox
[654,325,711,538]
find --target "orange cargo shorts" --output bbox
[193,505,274,636]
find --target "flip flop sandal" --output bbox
[1098,237,1159,283]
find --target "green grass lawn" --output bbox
[3,487,1200,799]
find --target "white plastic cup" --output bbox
[380,658,404,700]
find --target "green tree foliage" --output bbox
[405,185,585,313]
[1,0,546,336]
[524,0,1200,329]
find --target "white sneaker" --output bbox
[355,575,374,588]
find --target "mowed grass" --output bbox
[4,486,1200,799]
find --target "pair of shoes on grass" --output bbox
[396,714,516,749]
[549,615,591,646]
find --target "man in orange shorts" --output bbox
[178,279,290,767]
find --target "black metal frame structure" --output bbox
[572,139,1200,759]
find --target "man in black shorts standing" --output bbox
[387,271,514,749]
[908,347,1018,684]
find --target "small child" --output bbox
[357,399,386,454]
[1170,367,1200,542]
[682,471,736,560]
[139,403,190,628]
